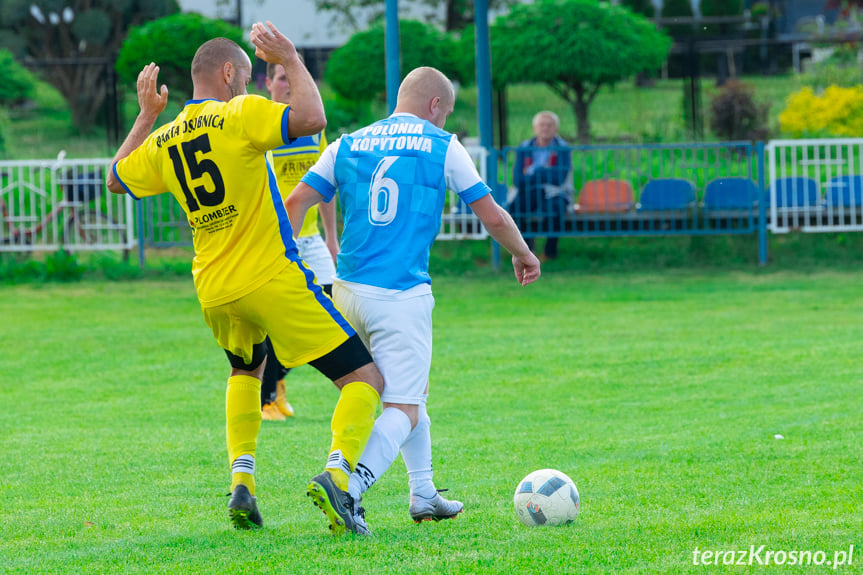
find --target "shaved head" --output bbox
[397,67,454,110]
[394,67,455,127]
[191,37,248,81]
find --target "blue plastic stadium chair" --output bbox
[703,177,759,210]
[826,175,863,208]
[769,177,820,208]
[637,178,696,211]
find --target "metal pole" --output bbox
[136,199,145,268]
[475,0,500,269]
[757,141,768,266]
[385,0,400,114]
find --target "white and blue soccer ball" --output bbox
[513,468,580,527]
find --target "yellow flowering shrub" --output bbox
[779,85,863,137]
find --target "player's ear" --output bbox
[223,61,234,84]
[429,96,441,119]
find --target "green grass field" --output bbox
[1,269,860,574]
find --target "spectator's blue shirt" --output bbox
[513,135,572,190]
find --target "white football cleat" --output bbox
[409,489,463,523]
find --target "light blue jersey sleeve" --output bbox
[445,138,492,204]
[301,138,340,203]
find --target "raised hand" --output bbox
[136,63,168,120]
[250,21,298,66]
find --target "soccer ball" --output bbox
[513,468,580,527]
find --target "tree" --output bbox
[699,0,743,38]
[699,0,743,16]
[709,80,768,141]
[325,19,466,102]
[491,0,671,143]
[621,0,655,18]
[314,0,517,32]
[661,0,695,39]
[0,49,37,105]
[0,0,179,131]
[116,13,249,101]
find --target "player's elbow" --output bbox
[290,109,327,138]
[285,192,300,214]
[105,167,124,195]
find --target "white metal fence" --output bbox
[6,138,862,260]
[0,155,134,257]
[0,142,491,256]
[437,145,490,240]
[766,138,863,233]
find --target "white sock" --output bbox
[231,454,255,475]
[348,407,412,501]
[400,398,437,499]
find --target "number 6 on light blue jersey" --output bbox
[369,156,399,226]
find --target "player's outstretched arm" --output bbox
[250,21,325,138]
[468,194,541,286]
[319,195,339,262]
[106,63,168,194]
[285,182,327,240]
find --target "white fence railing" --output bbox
[6,139,863,258]
[0,155,134,256]
[437,145,490,240]
[766,138,863,233]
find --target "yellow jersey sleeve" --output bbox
[114,95,298,308]
[112,125,170,200]
[238,94,292,152]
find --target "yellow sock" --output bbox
[327,381,380,490]
[226,375,262,495]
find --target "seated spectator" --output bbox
[508,111,572,260]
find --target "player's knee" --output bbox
[417,405,430,429]
[225,340,268,373]
[348,361,384,396]
[383,402,419,428]
[310,334,383,394]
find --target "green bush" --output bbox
[325,20,465,102]
[116,13,249,100]
[803,46,862,91]
[94,254,142,280]
[324,95,375,139]
[45,250,84,282]
[0,49,36,106]
[0,255,44,283]
[709,80,769,141]
[158,260,192,276]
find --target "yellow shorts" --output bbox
[202,260,354,368]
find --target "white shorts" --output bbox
[296,234,336,286]
[332,279,433,405]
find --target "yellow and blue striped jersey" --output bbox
[113,94,299,308]
[271,132,327,238]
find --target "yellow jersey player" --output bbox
[106,22,383,536]
[258,60,338,422]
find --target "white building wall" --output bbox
[178,0,446,48]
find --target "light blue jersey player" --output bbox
[287,67,541,533]
[301,112,490,291]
